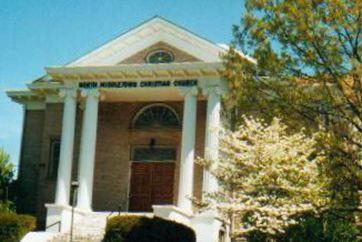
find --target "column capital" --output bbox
[59,88,77,99]
[80,89,105,100]
[80,89,100,98]
[178,86,199,97]
[202,85,224,97]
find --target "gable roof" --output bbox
[67,16,225,67]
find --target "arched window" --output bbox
[146,50,174,64]
[132,104,180,129]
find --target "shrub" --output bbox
[247,211,359,242]
[103,215,196,242]
[0,201,15,213]
[0,213,36,242]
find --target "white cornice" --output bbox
[46,62,224,81]
[6,90,45,107]
[6,90,38,100]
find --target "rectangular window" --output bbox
[132,146,176,162]
[47,137,61,179]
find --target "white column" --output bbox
[177,87,198,213]
[55,88,77,206]
[202,86,222,194]
[76,89,100,211]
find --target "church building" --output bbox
[7,16,234,242]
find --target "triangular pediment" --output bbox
[67,16,225,67]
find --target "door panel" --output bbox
[129,163,152,212]
[129,162,175,212]
[151,163,174,206]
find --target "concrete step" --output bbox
[48,233,69,242]
[21,232,60,242]
[72,212,107,239]
[49,233,103,242]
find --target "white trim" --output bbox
[218,43,257,64]
[46,62,223,81]
[67,17,225,66]
[6,90,38,98]
[6,90,47,106]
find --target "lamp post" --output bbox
[70,181,79,242]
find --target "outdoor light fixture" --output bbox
[70,181,79,242]
[71,181,79,189]
[149,138,156,150]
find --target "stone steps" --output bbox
[49,233,104,242]
[48,233,69,242]
[45,211,153,242]
[71,212,108,241]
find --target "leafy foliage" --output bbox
[223,1,362,239]
[104,215,196,242]
[0,148,14,188]
[0,148,15,213]
[248,211,359,242]
[0,213,36,242]
[197,117,329,240]
[0,201,15,213]
[224,0,362,180]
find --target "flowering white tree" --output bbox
[197,116,330,240]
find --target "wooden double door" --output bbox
[129,162,175,212]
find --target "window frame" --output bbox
[131,103,181,130]
[145,49,174,64]
[130,145,177,163]
[47,136,61,180]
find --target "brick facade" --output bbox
[18,101,206,228]
[17,110,45,219]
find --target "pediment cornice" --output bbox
[67,16,225,67]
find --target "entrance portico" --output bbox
[42,64,225,242]
[48,62,224,214]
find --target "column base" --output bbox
[45,204,72,233]
[153,205,193,226]
[152,205,228,242]
[192,210,227,242]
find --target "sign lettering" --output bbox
[79,79,197,89]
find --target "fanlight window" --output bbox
[146,50,174,64]
[133,104,180,129]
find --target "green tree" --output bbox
[0,148,14,212]
[197,117,329,241]
[223,0,361,227]
[0,148,13,189]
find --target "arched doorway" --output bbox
[129,104,180,212]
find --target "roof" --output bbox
[67,16,226,67]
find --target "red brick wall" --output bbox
[17,109,45,219]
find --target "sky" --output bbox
[0,0,244,169]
